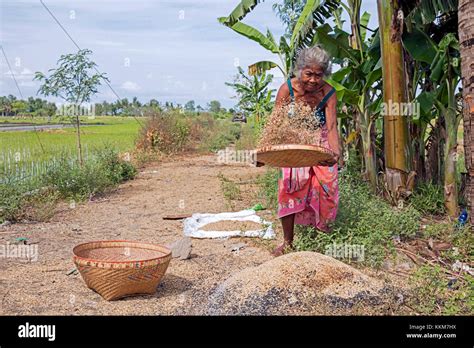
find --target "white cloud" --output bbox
[120,81,141,91]
[89,40,125,47]
[20,68,33,74]
[19,81,36,87]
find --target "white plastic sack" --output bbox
[183,209,275,239]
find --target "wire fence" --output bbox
[0,145,93,185]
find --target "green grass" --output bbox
[0,116,141,153]
[0,116,142,182]
[0,115,142,125]
[408,264,474,315]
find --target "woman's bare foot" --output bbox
[272,242,292,257]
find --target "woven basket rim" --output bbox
[256,143,335,154]
[73,240,171,265]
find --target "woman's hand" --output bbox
[319,154,339,167]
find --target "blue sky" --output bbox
[0,0,378,108]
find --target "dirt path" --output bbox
[0,153,277,315]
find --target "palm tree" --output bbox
[459,0,474,223]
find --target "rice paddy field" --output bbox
[0,116,143,183]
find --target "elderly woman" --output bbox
[273,45,340,256]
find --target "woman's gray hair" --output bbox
[294,45,332,78]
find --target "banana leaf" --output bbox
[217,19,280,54]
[402,27,437,64]
[248,61,280,76]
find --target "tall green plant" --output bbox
[403,17,462,217]
[34,49,109,166]
[225,67,275,130]
[311,18,382,191]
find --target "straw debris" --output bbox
[258,103,322,147]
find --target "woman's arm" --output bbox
[275,82,291,108]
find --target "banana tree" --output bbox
[432,34,462,217]
[225,67,275,130]
[403,27,462,217]
[402,27,438,184]
[311,14,382,191]
[218,0,340,77]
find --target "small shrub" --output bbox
[422,221,452,239]
[199,120,241,153]
[136,111,191,154]
[409,182,445,215]
[43,158,109,199]
[43,147,137,200]
[0,179,37,222]
[20,187,60,222]
[95,147,137,184]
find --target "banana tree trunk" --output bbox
[361,119,377,189]
[459,0,474,225]
[377,0,411,200]
[444,109,459,217]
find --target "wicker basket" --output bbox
[73,240,172,301]
[256,144,336,168]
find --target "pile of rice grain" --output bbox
[258,103,321,147]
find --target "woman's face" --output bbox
[299,65,324,92]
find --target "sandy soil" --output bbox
[0,153,278,315]
[0,153,407,315]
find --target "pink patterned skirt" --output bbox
[277,127,339,232]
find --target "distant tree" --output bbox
[149,99,160,108]
[184,100,196,112]
[11,100,28,115]
[196,104,204,115]
[110,102,119,116]
[0,96,8,116]
[132,96,141,108]
[208,100,221,113]
[35,49,109,166]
